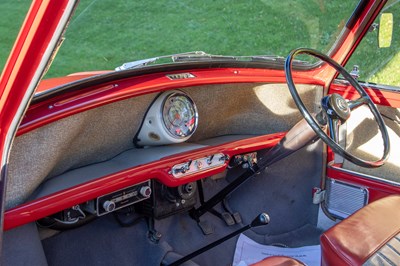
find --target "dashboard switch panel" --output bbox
[171,153,226,178]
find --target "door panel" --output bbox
[324,81,400,218]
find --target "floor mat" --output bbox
[233,234,321,266]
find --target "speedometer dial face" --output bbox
[162,93,198,138]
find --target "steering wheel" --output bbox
[285,48,390,168]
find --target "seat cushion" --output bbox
[321,195,400,266]
[250,256,305,266]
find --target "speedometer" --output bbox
[136,90,198,146]
[162,93,198,138]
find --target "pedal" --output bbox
[221,212,235,226]
[232,212,242,224]
[222,198,241,224]
[198,220,214,235]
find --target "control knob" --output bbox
[102,200,116,212]
[140,186,152,198]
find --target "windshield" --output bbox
[41,0,357,78]
[0,1,358,78]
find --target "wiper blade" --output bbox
[115,52,310,71]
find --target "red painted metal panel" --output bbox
[0,0,71,127]
[35,71,111,93]
[4,133,284,230]
[338,0,388,72]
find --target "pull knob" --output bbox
[140,186,152,198]
[102,200,116,212]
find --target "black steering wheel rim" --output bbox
[285,48,390,168]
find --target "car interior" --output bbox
[1,1,400,266]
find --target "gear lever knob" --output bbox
[250,212,270,227]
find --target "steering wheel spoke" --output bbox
[348,96,369,110]
[327,117,341,143]
[285,48,390,168]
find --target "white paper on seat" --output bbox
[233,234,321,266]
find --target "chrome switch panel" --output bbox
[171,153,227,178]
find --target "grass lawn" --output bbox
[0,1,31,72]
[0,0,399,86]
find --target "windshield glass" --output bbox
[41,0,357,78]
[0,1,359,78]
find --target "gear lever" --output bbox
[162,213,270,266]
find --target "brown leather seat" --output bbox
[321,195,400,266]
[250,256,305,266]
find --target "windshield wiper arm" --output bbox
[115,57,158,71]
[115,51,208,71]
[115,51,310,71]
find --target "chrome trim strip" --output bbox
[171,153,226,178]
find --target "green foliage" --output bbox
[0,1,30,71]
[0,0,398,87]
[38,0,357,77]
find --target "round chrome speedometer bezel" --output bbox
[161,92,198,139]
[135,90,199,146]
